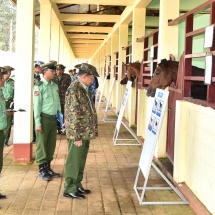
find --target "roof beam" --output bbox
[67,34,107,39]
[60,14,120,22]
[50,0,134,6]
[64,26,112,33]
[71,44,100,48]
[70,39,103,43]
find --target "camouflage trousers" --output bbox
[64,139,90,193]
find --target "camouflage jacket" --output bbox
[54,73,71,104]
[65,79,98,141]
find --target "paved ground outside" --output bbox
[0,108,203,215]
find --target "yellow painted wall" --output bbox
[174,101,215,214]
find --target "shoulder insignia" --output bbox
[34,91,40,96]
[10,82,14,86]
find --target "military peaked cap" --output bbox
[4,66,15,71]
[49,60,57,66]
[41,62,56,71]
[34,60,44,66]
[56,64,66,70]
[75,63,99,77]
[0,67,7,75]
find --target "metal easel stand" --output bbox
[134,163,189,205]
[113,120,141,146]
[97,76,107,110]
[103,107,118,122]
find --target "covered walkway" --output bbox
[0,108,198,215]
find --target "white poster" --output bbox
[139,89,169,177]
[116,81,132,130]
[204,25,214,48]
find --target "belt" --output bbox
[5,99,13,102]
[41,112,57,118]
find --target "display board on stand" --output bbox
[97,76,107,110]
[113,81,141,146]
[103,78,118,122]
[134,89,189,205]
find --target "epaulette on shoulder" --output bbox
[36,81,43,86]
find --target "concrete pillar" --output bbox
[155,0,179,158]
[13,0,35,162]
[50,12,60,63]
[111,33,119,108]
[158,0,179,61]
[116,25,128,113]
[39,1,52,62]
[59,28,64,63]
[128,8,146,126]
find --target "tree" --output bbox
[0,0,16,52]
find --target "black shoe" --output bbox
[4,142,9,147]
[78,187,91,194]
[39,164,51,181]
[46,169,60,178]
[63,192,85,199]
[45,161,60,178]
[0,194,6,199]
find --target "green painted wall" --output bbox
[178,13,210,68]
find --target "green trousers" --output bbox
[64,139,90,193]
[0,130,5,173]
[3,101,13,143]
[36,113,57,165]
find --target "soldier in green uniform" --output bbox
[54,64,71,117]
[0,67,12,199]
[63,63,99,200]
[33,62,61,181]
[2,66,15,147]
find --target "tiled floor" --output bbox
[0,109,203,214]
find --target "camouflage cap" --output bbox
[75,63,99,77]
[56,64,66,70]
[4,66,15,72]
[0,67,7,75]
[41,62,56,71]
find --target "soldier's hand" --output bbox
[6,111,13,116]
[36,126,43,133]
[74,140,82,147]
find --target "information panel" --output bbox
[139,89,169,177]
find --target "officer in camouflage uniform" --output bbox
[33,62,61,181]
[2,66,15,147]
[0,67,12,199]
[63,63,99,200]
[54,64,71,118]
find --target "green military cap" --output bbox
[49,60,57,66]
[41,62,56,71]
[4,66,15,72]
[75,63,99,77]
[56,64,66,70]
[0,67,7,75]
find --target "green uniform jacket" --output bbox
[2,78,14,100]
[0,89,7,130]
[65,79,98,141]
[53,73,71,104]
[33,79,61,127]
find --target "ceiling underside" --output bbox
[10,0,207,59]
